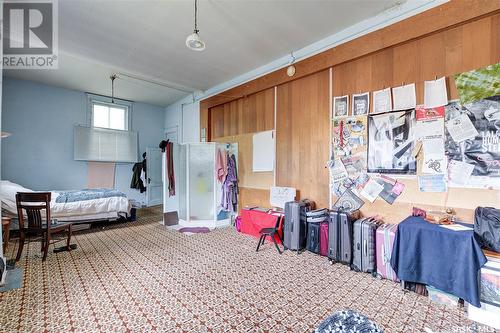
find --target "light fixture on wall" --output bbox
[186,0,205,51]
[110,74,117,103]
[287,51,296,77]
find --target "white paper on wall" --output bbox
[252,130,275,172]
[445,114,479,143]
[270,186,296,209]
[447,160,475,186]
[372,88,392,113]
[415,118,444,140]
[360,178,384,203]
[424,77,448,108]
[392,83,416,111]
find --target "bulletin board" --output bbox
[330,51,500,223]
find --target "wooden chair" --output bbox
[16,192,73,262]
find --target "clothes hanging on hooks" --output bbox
[216,148,228,183]
[166,140,175,196]
[221,152,238,212]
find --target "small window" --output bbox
[92,102,129,131]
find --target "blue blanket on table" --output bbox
[55,189,126,203]
[390,216,486,307]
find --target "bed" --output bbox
[0,180,130,223]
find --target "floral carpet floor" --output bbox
[0,208,482,333]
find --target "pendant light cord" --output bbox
[194,0,199,33]
[110,74,117,104]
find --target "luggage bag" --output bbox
[284,200,314,251]
[306,222,321,254]
[328,209,354,265]
[319,222,329,256]
[375,223,399,281]
[351,217,378,275]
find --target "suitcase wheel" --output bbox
[371,272,378,278]
[329,259,334,265]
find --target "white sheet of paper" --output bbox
[252,130,275,172]
[330,159,348,184]
[392,83,416,111]
[445,114,479,143]
[415,118,444,140]
[360,178,384,203]
[423,154,447,174]
[270,186,296,209]
[424,77,448,108]
[372,88,392,113]
[423,137,445,156]
[447,160,475,186]
[439,224,473,231]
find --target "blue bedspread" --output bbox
[55,188,126,203]
[390,216,486,307]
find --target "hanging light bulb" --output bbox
[186,0,205,51]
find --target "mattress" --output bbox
[0,180,130,220]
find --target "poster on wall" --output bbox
[333,95,349,117]
[352,92,370,115]
[373,88,392,114]
[444,96,500,188]
[332,116,368,157]
[454,62,500,105]
[367,109,417,174]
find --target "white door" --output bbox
[146,147,163,207]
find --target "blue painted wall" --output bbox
[2,77,165,204]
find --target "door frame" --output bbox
[146,147,163,207]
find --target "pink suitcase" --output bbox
[376,224,399,282]
[319,222,329,256]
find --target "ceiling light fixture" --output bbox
[186,0,205,51]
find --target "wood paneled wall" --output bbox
[202,1,500,218]
[276,70,330,208]
[209,87,274,139]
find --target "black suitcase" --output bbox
[328,209,356,265]
[306,222,321,254]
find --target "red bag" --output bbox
[319,222,329,256]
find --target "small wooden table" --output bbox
[2,217,11,254]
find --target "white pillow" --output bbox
[0,180,33,214]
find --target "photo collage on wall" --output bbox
[329,61,500,209]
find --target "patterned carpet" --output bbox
[0,208,480,333]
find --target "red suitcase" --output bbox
[319,222,329,256]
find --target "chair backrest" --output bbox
[16,192,51,231]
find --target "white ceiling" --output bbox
[5,0,419,107]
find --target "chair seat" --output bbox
[259,227,276,234]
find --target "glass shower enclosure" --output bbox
[177,142,237,228]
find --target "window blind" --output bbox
[74,125,138,163]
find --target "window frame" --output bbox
[86,93,133,132]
